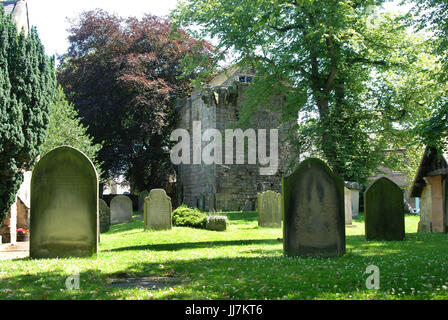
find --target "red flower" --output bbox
[17,228,29,233]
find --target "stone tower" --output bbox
[176,67,293,211]
[1,0,29,35]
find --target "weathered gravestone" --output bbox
[110,195,133,225]
[283,158,345,257]
[144,189,172,230]
[99,199,110,233]
[344,187,352,225]
[364,177,405,241]
[30,146,98,258]
[138,190,149,213]
[257,191,282,227]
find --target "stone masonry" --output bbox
[176,67,292,211]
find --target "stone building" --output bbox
[1,0,29,35]
[175,67,293,211]
[410,146,447,233]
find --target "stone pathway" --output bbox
[0,241,29,260]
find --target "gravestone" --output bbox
[30,146,98,258]
[283,158,345,257]
[242,199,254,212]
[99,199,110,233]
[364,177,405,241]
[144,189,172,230]
[257,191,282,227]
[345,181,361,218]
[138,190,149,213]
[344,187,352,225]
[110,195,133,225]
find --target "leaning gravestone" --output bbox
[110,195,133,225]
[344,187,352,225]
[257,191,282,227]
[30,146,98,258]
[99,199,110,233]
[283,158,345,257]
[364,177,405,241]
[144,189,172,230]
[138,190,149,213]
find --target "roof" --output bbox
[207,65,255,87]
[410,146,448,198]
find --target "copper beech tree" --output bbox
[58,10,215,192]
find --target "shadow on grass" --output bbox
[109,238,280,252]
[2,231,448,300]
[212,211,258,222]
[106,220,144,234]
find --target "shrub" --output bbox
[172,205,207,229]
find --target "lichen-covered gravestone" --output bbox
[144,189,172,230]
[99,199,110,233]
[344,187,352,225]
[283,158,345,257]
[30,146,98,258]
[364,177,405,241]
[257,191,282,227]
[110,195,133,225]
[138,190,149,213]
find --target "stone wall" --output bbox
[176,82,292,211]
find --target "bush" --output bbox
[172,205,207,229]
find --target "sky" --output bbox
[28,0,179,58]
[27,0,412,59]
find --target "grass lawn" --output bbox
[0,211,447,300]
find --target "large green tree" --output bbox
[408,0,448,154]
[0,8,56,221]
[58,10,214,192]
[172,0,437,183]
[40,86,103,177]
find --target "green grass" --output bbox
[1,211,447,300]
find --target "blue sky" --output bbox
[27,0,411,58]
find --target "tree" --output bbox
[408,0,448,154]
[172,0,438,183]
[40,86,103,177]
[58,10,214,192]
[0,8,56,221]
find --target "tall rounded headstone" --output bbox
[30,146,98,258]
[344,187,352,225]
[144,189,172,230]
[138,190,149,213]
[283,158,345,257]
[364,177,405,241]
[99,199,110,233]
[110,195,133,225]
[257,191,282,227]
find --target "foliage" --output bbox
[408,0,448,154]
[172,204,207,229]
[40,86,103,178]
[0,8,56,221]
[58,10,215,192]
[172,0,440,183]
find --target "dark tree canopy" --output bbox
[58,10,215,192]
[0,8,56,221]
